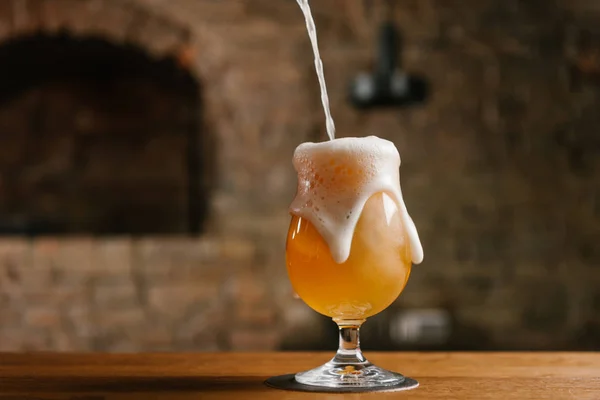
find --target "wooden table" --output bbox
[1,352,599,399]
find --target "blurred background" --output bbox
[0,0,599,352]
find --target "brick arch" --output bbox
[0,6,210,234]
[0,0,191,61]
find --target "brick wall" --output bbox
[0,0,599,351]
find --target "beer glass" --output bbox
[285,138,420,388]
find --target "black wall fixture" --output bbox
[349,7,429,109]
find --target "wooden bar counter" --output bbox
[1,352,599,399]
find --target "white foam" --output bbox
[290,136,424,265]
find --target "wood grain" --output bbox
[1,352,599,399]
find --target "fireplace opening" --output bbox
[0,33,206,235]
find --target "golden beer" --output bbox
[286,192,412,320]
[279,136,422,389]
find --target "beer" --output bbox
[280,136,423,389]
[287,192,412,320]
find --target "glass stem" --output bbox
[331,319,368,365]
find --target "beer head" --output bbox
[289,136,422,265]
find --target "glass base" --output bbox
[278,319,418,391]
[295,359,410,388]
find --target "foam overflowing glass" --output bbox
[285,136,423,389]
